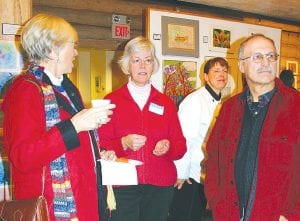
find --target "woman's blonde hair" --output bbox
[119,36,159,75]
[21,13,78,62]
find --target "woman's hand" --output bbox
[279,215,288,221]
[121,134,147,151]
[100,150,116,161]
[174,178,192,190]
[153,139,170,156]
[71,104,115,133]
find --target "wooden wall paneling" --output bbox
[287,45,298,58]
[79,39,122,51]
[243,17,300,33]
[288,32,299,45]
[73,24,141,42]
[33,3,143,50]
[297,47,300,58]
[33,0,160,16]
[281,31,289,44]
[33,5,143,30]
[280,45,289,57]
[0,0,32,40]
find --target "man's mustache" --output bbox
[257,67,273,73]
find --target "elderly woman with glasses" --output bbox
[2,13,116,220]
[99,36,187,221]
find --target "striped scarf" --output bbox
[27,63,78,220]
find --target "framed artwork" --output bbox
[162,60,197,108]
[286,60,298,74]
[161,16,199,57]
[0,40,28,98]
[209,26,232,53]
[0,40,24,72]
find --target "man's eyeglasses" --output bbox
[240,52,278,63]
[130,58,154,66]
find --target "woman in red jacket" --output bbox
[99,36,187,221]
[2,13,115,220]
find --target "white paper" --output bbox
[99,159,139,185]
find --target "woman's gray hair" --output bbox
[21,13,78,63]
[119,36,159,75]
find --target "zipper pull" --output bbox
[240,207,245,221]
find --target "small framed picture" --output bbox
[286,60,298,74]
[161,16,199,57]
[209,26,232,53]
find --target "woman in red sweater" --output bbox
[2,13,115,220]
[99,36,186,221]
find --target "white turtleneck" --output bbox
[127,79,151,110]
[44,69,63,86]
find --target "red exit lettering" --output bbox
[115,25,129,37]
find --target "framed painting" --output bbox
[209,26,232,53]
[0,40,28,98]
[286,60,298,74]
[162,60,197,108]
[161,16,199,57]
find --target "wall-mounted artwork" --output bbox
[209,26,231,53]
[162,60,197,108]
[286,60,298,74]
[286,60,300,90]
[0,41,21,72]
[0,41,27,98]
[162,16,199,57]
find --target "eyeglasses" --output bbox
[130,58,154,66]
[240,52,278,63]
[211,68,228,74]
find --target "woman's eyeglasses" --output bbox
[130,58,154,66]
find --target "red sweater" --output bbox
[99,84,186,186]
[205,79,300,221]
[2,74,99,221]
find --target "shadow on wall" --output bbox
[110,50,128,91]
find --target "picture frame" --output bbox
[162,59,197,108]
[286,60,298,74]
[209,26,232,53]
[294,77,299,91]
[161,16,199,57]
[286,60,299,90]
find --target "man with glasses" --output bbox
[205,34,300,221]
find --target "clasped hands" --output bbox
[121,134,170,156]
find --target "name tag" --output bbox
[149,102,164,115]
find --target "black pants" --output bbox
[167,179,207,221]
[110,184,174,221]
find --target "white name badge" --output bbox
[149,102,164,115]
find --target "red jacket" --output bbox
[2,74,99,221]
[205,79,300,221]
[99,84,186,186]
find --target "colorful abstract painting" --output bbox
[163,60,197,108]
[0,41,20,72]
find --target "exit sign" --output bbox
[112,24,130,39]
